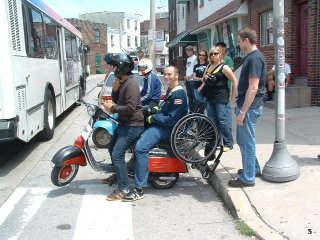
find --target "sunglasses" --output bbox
[198,54,207,57]
[210,52,220,56]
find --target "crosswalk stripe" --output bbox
[0,187,28,226]
[0,187,51,240]
[73,185,134,240]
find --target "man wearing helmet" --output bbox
[103,53,145,201]
[121,65,188,202]
[138,58,162,109]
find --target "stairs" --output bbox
[264,77,311,109]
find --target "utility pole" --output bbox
[149,0,156,71]
[262,0,300,182]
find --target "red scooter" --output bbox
[50,101,222,189]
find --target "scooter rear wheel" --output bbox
[149,172,179,189]
[51,164,79,187]
[171,113,219,163]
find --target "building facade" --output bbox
[168,0,320,107]
[67,18,108,74]
[79,12,141,54]
[140,13,170,68]
[168,0,199,78]
[247,0,319,107]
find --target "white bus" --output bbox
[0,0,88,142]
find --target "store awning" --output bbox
[167,31,198,48]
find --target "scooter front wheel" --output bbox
[92,127,112,148]
[149,173,179,189]
[51,164,79,187]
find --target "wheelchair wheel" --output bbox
[171,113,219,163]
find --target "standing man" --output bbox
[103,53,145,200]
[122,66,188,202]
[184,46,198,111]
[228,27,267,188]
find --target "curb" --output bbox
[208,164,287,240]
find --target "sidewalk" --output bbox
[207,106,320,240]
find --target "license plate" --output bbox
[81,124,92,140]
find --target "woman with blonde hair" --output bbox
[200,46,238,152]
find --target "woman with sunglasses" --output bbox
[192,50,209,102]
[200,47,238,152]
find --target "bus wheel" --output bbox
[39,90,56,140]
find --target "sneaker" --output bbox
[223,146,232,152]
[102,174,117,185]
[122,188,144,202]
[106,189,128,201]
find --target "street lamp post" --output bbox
[262,0,300,182]
[149,0,156,71]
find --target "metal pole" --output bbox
[262,0,300,182]
[149,0,156,71]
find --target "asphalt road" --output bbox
[0,74,253,240]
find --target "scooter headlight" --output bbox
[87,104,96,116]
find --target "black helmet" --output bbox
[104,53,134,79]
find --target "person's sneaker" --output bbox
[237,169,262,177]
[102,174,117,185]
[223,146,232,152]
[106,189,128,201]
[122,188,144,202]
[228,178,255,188]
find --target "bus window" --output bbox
[43,15,58,59]
[65,30,72,60]
[22,4,45,58]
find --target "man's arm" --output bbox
[236,76,259,126]
[141,76,152,104]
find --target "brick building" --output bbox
[247,0,319,106]
[168,0,199,78]
[168,0,320,107]
[67,18,108,74]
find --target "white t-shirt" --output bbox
[186,55,197,80]
[272,62,291,80]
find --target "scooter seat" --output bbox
[150,138,175,157]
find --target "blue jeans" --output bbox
[226,102,232,131]
[185,80,196,111]
[236,106,263,184]
[134,125,172,187]
[108,125,144,191]
[206,102,234,148]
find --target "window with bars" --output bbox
[94,29,100,43]
[261,11,273,46]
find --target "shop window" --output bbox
[261,11,273,46]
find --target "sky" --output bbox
[43,0,168,20]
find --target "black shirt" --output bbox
[193,63,207,88]
[202,63,229,103]
[237,50,267,108]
